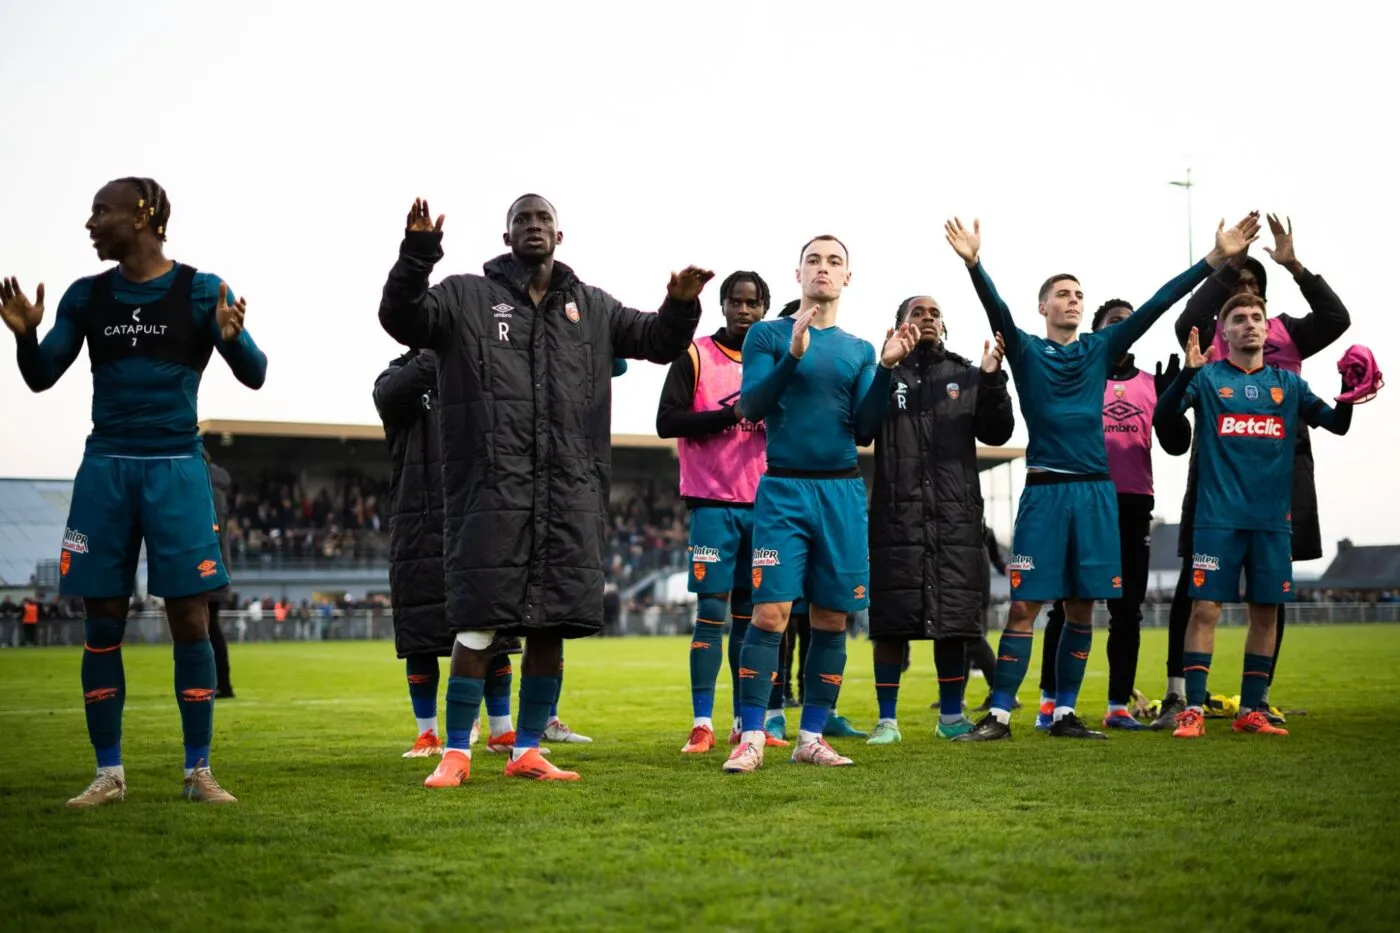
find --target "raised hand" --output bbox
[1207,212,1262,267]
[666,266,715,302]
[215,282,246,342]
[0,277,45,337]
[406,198,445,233]
[1154,352,1182,394]
[1184,327,1214,368]
[881,321,918,368]
[789,305,817,359]
[981,332,1007,373]
[944,217,981,266]
[1262,214,1297,267]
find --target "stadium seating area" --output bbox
[220,467,692,580]
[224,469,390,564]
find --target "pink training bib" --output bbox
[1103,369,1156,496]
[677,336,767,503]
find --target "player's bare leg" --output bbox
[956,599,1041,742]
[167,596,237,803]
[1047,599,1107,740]
[1232,603,1288,736]
[68,597,131,808]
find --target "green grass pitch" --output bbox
[2,625,1398,932]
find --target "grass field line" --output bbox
[0,697,387,716]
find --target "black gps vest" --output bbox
[84,264,214,372]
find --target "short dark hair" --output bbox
[799,234,849,265]
[778,299,801,318]
[1219,292,1267,320]
[112,177,171,242]
[506,193,557,226]
[719,271,771,310]
[1038,274,1079,304]
[1091,299,1133,332]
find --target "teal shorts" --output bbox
[1009,476,1121,601]
[687,505,754,596]
[751,474,869,613]
[59,455,229,600]
[1189,527,1293,605]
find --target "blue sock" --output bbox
[1240,653,1272,712]
[174,640,216,770]
[1184,651,1212,708]
[873,661,902,721]
[990,631,1034,713]
[549,662,563,719]
[516,675,557,749]
[405,655,440,720]
[933,637,967,719]
[444,676,484,750]
[739,626,783,732]
[1054,623,1094,713]
[81,617,126,769]
[728,612,751,719]
[484,654,513,718]
[800,629,847,734]
[689,601,727,719]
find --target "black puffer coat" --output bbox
[869,342,1015,640]
[373,349,451,658]
[379,235,700,637]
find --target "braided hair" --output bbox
[718,270,772,311]
[112,177,171,241]
[1091,298,1133,332]
[896,296,947,341]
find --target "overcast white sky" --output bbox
[2,0,1396,573]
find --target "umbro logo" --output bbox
[1103,399,1145,422]
[491,303,514,318]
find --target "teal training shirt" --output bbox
[740,316,891,472]
[1155,360,1347,532]
[968,259,1211,474]
[15,263,267,457]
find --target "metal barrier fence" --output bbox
[3,601,1398,648]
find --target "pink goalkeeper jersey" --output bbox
[677,336,767,503]
[1103,370,1156,496]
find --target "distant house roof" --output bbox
[0,479,73,587]
[1317,542,1400,589]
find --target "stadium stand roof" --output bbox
[197,419,1026,467]
[0,479,73,587]
[1317,541,1400,590]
